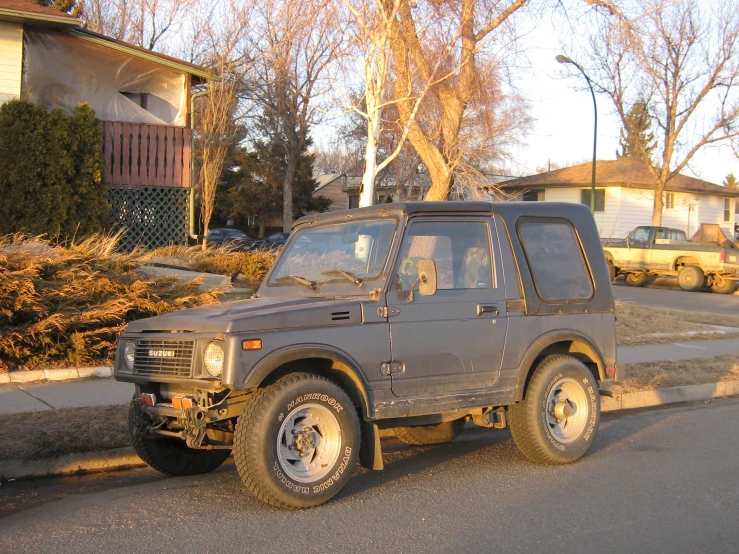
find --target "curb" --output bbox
[0,447,144,481]
[601,380,739,411]
[0,366,112,385]
[2,380,738,482]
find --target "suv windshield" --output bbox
[268,219,397,288]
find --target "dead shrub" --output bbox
[0,234,224,371]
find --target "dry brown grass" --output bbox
[0,404,129,461]
[615,355,739,394]
[0,234,225,371]
[615,303,739,345]
[143,244,277,288]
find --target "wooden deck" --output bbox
[101,121,192,188]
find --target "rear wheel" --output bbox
[128,401,230,476]
[509,355,600,465]
[395,418,466,445]
[624,273,648,287]
[233,373,360,509]
[710,275,736,294]
[677,265,704,292]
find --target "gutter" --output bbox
[189,88,210,241]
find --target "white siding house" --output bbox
[0,21,22,103]
[500,160,738,240]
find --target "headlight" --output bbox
[123,341,135,370]
[203,342,224,377]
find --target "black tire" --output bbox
[607,261,617,283]
[509,355,600,465]
[233,373,360,509]
[128,401,230,476]
[710,275,736,294]
[677,265,704,292]
[624,272,648,287]
[395,418,466,445]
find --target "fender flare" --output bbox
[513,330,608,401]
[237,344,372,418]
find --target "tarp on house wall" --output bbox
[23,28,186,125]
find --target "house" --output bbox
[0,0,212,249]
[312,169,429,210]
[499,159,739,239]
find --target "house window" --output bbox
[522,190,544,201]
[725,198,732,222]
[580,189,605,212]
[348,195,360,209]
[665,192,675,210]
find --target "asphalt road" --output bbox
[612,278,739,314]
[2,398,738,554]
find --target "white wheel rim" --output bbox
[276,403,342,483]
[545,378,589,444]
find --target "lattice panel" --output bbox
[109,186,189,251]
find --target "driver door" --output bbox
[386,218,508,397]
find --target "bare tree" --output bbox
[80,0,196,51]
[246,0,342,231]
[380,0,530,201]
[585,0,739,225]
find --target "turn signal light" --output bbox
[172,396,194,410]
[242,339,262,351]
[139,393,156,407]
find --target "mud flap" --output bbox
[359,420,384,471]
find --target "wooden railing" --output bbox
[101,121,192,188]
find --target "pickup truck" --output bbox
[603,225,739,294]
[115,201,618,509]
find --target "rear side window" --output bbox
[518,220,593,300]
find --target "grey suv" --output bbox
[116,201,618,509]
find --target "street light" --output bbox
[556,54,597,213]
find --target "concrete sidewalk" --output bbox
[3,337,739,416]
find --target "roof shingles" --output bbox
[501,159,739,197]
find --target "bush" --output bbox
[0,234,224,371]
[0,100,109,239]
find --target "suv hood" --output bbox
[125,296,364,334]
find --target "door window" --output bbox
[394,221,493,291]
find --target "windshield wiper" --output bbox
[275,275,318,290]
[321,269,363,287]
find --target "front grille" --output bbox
[133,340,195,377]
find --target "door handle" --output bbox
[477,304,499,316]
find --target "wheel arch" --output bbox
[514,332,606,402]
[238,345,372,419]
[673,256,701,271]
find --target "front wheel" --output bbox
[509,355,600,465]
[233,373,360,509]
[128,401,230,476]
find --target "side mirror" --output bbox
[407,259,437,302]
[418,259,437,296]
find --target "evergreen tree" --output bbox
[617,100,656,164]
[217,134,330,237]
[723,173,737,190]
[0,99,109,238]
[65,103,109,237]
[0,101,72,236]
